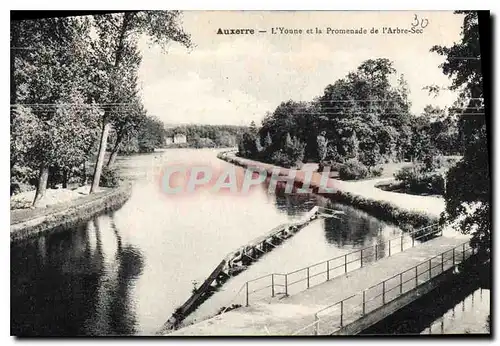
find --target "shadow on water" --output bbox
[11,213,145,336]
[360,261,491,335]
[271,181,399,251]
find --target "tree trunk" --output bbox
[106,133,123,167]
[90,13,131,193]
[90,122,111,194]
[81,161,87,186]
[62,168,68,188]
[33,164,49,207]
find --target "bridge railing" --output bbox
[292,239,476,335]
[226,223,443,308]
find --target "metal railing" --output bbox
[292,239,476,335]
[226,223,442,308]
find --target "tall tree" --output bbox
[11,16,96,205]
[432,11,489,254]
[88,11,191,193]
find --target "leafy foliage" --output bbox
[10,12,192,203]
[338,159,369,180]
[394,165,445,195]
[99,166,121,188]
[432,11,490,254]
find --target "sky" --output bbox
[137,11,465,126]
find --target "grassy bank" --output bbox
[217,151,438,230]
[10,183,133,242]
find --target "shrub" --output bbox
[318,160,343,173]
[99,166,121,188]
[370,166,384,177]
[338,159,369,180]
[394,165,445,195]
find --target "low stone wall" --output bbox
[217,151,438,230]
[10,183,133,242]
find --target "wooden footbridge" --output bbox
[158,205,341,333]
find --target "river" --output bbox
[9,149,487,336]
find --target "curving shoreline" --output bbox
[217,150,441,230]
[10,183,133,242]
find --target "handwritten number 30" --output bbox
[411,14,429,29]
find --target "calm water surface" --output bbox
[10,149,468,336]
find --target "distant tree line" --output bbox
[165,124,248,148]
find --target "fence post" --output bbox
[428,259,432,279]
[326,261,330,281]
[389,240,391,257]
[271,274,275,297]
[307,267,310,289]
[340,301,344,328]
[412,235,415,247]
[452,248,455,265]
[382,281,386,304]
[344,254,348,273]
[245,282,249,307]
[441,253,444,272]
[415,266,418,288]
[360,249,363,267]
[375,244,378,260]
[400,273,403,294]
[362,290,366,315]
[284,274,288,296]
[401,235,404,252]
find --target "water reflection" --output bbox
[11,214,144,336]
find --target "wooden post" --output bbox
[360,249,363,267]
[412,235,415,247]
[452,248,455,265]
[441,253,444,272]
[344,254,348,273]
[400,273,403,294]
[375,244,378,260]
[326,261,330,281]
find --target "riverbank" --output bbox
[10,183,133,242]
[218,151,445,230]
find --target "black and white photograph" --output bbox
[8,9,491,337]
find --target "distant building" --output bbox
[173,134,187,144]
[165,133,187,145]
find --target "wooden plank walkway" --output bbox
[168,234,470,336]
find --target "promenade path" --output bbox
[225,153,446,218]
[169,233,469,336]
